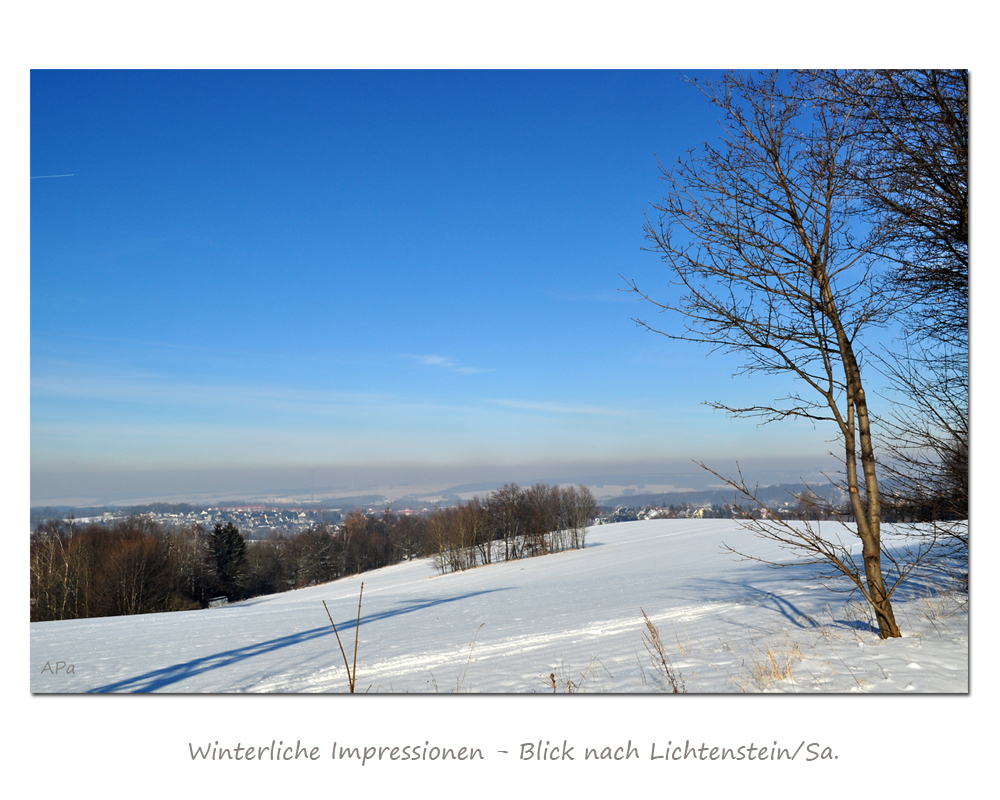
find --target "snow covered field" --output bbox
[30,519,968,693]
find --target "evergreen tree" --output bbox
[210,522,247,600]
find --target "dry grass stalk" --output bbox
[758,642,800,682]
[455,623,485,693]
[545,658,611,693]
[673,622,693,656]
[322,581,364,693]
[731,637,802,692]
[641,609,686,693]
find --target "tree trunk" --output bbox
[818,261,901,639]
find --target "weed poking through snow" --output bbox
[322,582,364,693]
[641,609,686,693]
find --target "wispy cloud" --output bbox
[409,354,454,368]
[486,398,627,416]
[560,290,641,304]
[400,354,489,375]
[30,370,389,416]
[32,331,368,369]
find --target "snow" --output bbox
[30,519,967,694]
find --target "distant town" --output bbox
[30,480,850,536]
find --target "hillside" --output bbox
[30,519,967,693]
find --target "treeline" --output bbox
[29,513,434,622]
[32,517,214,622]
[30,483,598,622]
[29,502,201,529]
[429,483,598,574]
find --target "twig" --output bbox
[641,608,686,693]
[322,581,364,693]
[352,582,364,690]
[456,623,485,692]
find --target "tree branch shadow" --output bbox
[86,588,510,692]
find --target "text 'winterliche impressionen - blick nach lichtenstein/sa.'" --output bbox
[188,739,838,765]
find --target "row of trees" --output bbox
[630,69,968,638]
[30,483,599,621]
[29,513,438,622]
[430,483,598,574]
[31,519,226,622]
[242,511,430,597]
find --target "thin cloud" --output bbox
[409,354,455,368]
[30,371,389,415]
[400,354,489,375]
[487,398,627,416]
[560,290,639,304]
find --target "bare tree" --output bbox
[625,70,911,638]
[468,496,495,565]
[814,70,968,558]
[488,483,525,562]
[561,484,597,549]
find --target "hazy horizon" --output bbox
[30,453,843,508]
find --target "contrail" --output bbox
[31,174,74,179]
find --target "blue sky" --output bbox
[31,70,844,505]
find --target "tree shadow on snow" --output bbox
[86,587,511,693]
[693,575,824,631]
[707,535,965,634]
